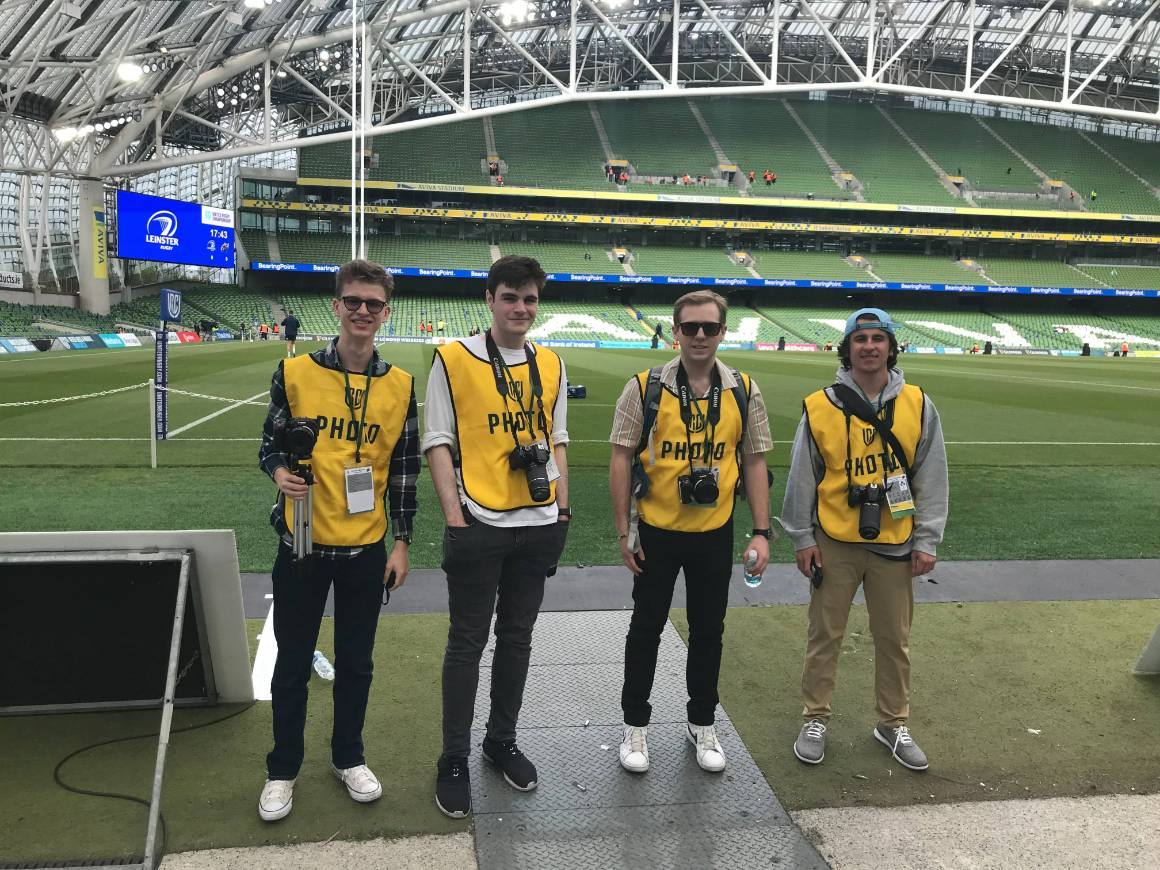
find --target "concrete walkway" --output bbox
[240,559,1160,618]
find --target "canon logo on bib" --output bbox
[146,211,179,248]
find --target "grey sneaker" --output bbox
[874,723,929,771]
[794,719,827,764]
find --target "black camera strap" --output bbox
[341,359,374,465]
[831,382,913,485]
[485,330,546,450]
[675,363,722,477]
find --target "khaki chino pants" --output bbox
[801,530,914,728]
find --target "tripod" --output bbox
[288,457,315,560]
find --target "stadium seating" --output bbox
[979,258,1095,287]
[277,292,339,336]
[748,250,866,282]
[788,102,957,206]
[867,254,983,284]
[595,101,730,187]
[182,286,273,329]
[491,103,610,191]
[692,98,844,199]
[278,232,350,264]
[368,235,494,271]
[628,246,752,278]
[1087,135,1160,192]
[971,196,1065,211]
[1075,264,1160,291]
[240,230,270,261]
[889,108,1039,193]
[986,117,1158,214]
[499,241,623,274]
[299,118,489,185]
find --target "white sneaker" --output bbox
[686,723,726,772]
[619,725,649,773]
[331,763,383,802]
[258,778,295,821]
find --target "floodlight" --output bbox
[319,49,330,61]
[216,100,225,108]
[117,62,144,82]
[243,0,265,9]
[52,126,78,142]
[276,69,287,77]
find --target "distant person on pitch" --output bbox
[256,259,419,822]
[609,290,773,775]
[781,308,947,772]
[281,309,301,358]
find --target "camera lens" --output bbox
[858,500,881,540]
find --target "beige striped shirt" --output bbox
[609,356,773,455]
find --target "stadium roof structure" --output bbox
[3,0,1160,178]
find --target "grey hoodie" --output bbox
[780,366,949,559]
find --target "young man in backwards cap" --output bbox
[782,308,948,771]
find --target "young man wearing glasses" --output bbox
[422,255,570,819]
[256,259,419,821]
[781,308,947,771]
[609,290,773,775]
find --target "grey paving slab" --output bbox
[474,804,828,870]
[482,609,688,667]
[240,559,1160,618]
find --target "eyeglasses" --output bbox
[339,295,387,315]
[676,321,724,337]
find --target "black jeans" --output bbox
[622,519,733,727]
[440,514,567,759]
[267,539,387,779]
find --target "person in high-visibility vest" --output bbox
[256,259,419,822]
[782,308,948,772]
[423,256,570,819]
[609,290,774,776]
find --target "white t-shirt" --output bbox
[421,333,569,527]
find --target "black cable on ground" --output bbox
[51,700,258,870]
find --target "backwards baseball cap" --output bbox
[843,307,896,339]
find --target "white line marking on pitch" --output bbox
[168,391,267,438]
[252,601,277,702]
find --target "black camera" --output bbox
[509,442,552,502]
[848,482,885,540]
[678,467,719,506]
[273,417,320,463]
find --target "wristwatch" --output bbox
[394,534,412,545]
[751,528,772,539]
[558,507,572,519]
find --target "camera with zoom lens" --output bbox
[273,416,320,464]
[678,467,720,506]
[848,482,885,540]
[509,442,552,502]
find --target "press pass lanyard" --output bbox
[342,359,374,464]
[485,329,546,451]
[675,363,721,477]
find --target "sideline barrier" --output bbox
[249,262,1160,299]
[0,337,38,353]
[46,332,150,351]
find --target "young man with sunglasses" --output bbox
[256,259,419,821]
[422,255,570,819]
[781,308,947,771]
[609,290,773,775]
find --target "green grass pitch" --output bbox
[1,340,1158,569]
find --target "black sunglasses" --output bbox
[676,321,724,338]
[340,295,387,315]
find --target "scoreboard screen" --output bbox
[115,190,235,268]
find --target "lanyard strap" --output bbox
[484,330,545,448]
[675,363,721,475]
[342,359,374,464]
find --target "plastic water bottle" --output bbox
[312,650,335,681]
[743,550,762,588]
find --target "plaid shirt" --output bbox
[259,339,420,558]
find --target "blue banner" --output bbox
[161,288,183,323]
[99,333,125,348]
[116,191,235,269]
[248,262,1159,299]
[154,331,168,440]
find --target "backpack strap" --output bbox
[633,366,665,459]
[829,383,914,481]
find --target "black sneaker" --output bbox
[435,755,471,819]
[481,736,538,791]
